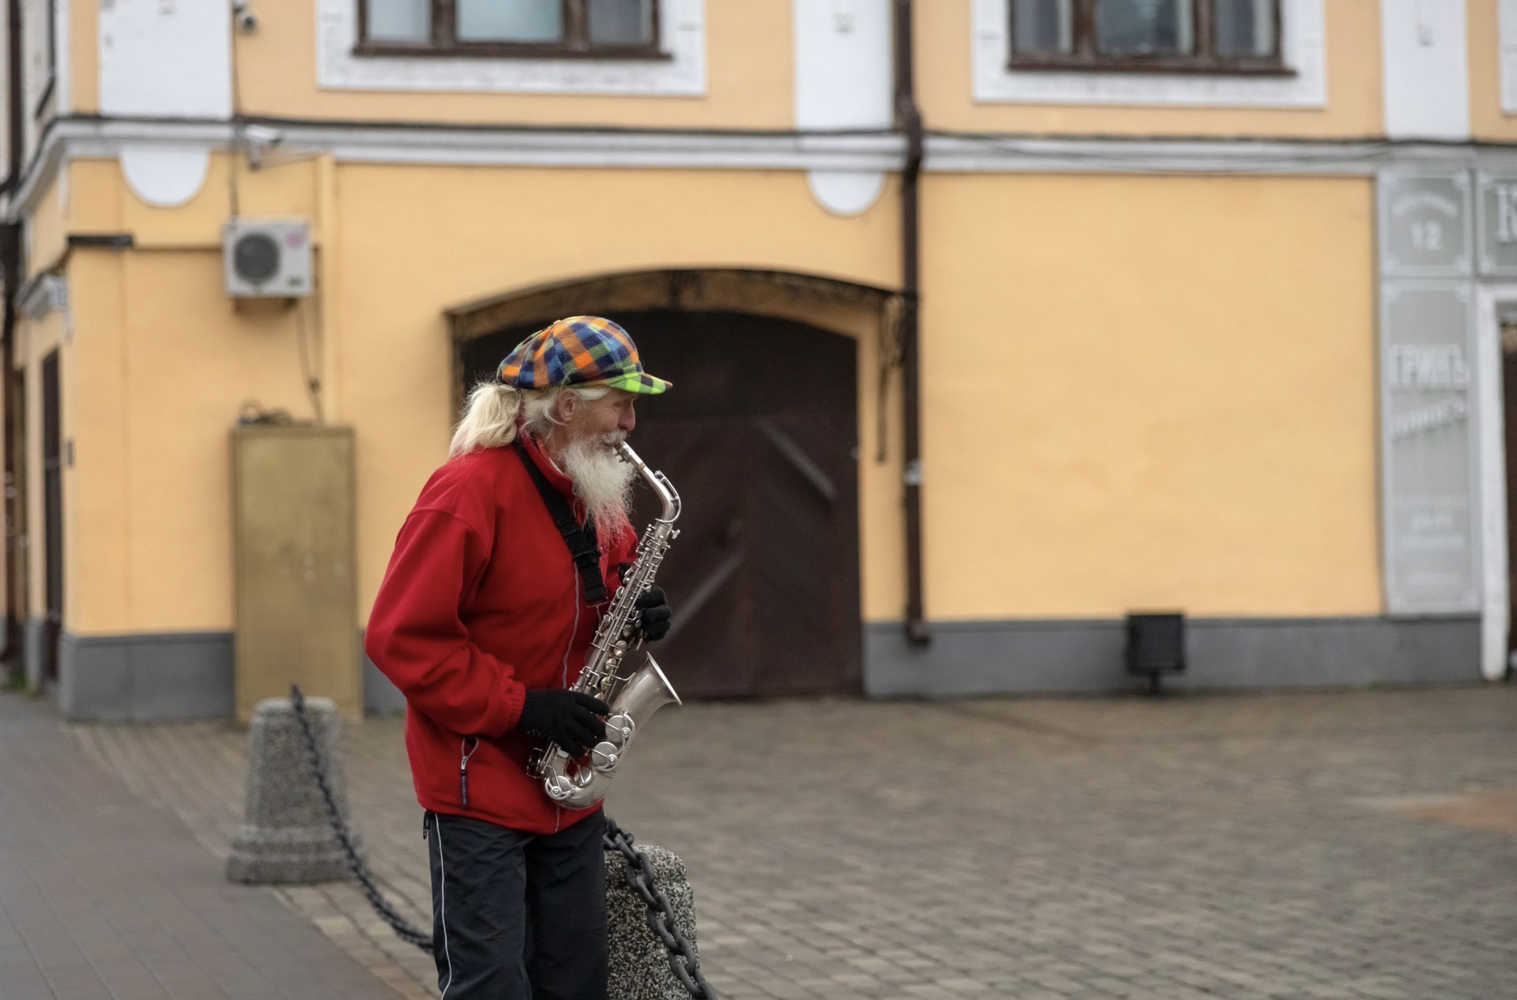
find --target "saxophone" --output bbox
[530,440,683,809]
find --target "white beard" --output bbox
[559,431,635,540]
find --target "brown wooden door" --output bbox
[461,309,861,697]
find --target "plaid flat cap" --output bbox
[496,316,671,395]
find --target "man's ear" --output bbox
[552,390,579,424]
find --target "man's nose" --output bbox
[618,406,636,433]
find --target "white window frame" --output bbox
[316,0,706,96]
[972,0,1326,108]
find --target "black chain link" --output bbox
[289,685,435,951]
[603,815,717,1000]
[289,686,715,999]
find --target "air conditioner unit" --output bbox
[224,219,313,297]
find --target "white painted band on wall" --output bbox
[98,0,232,118]
[15,117,1517,225]
[1474,284,1512,682]
[1379,0,1471,141]
[807,171,888,217]
[120,145,212,208]
[1503,0,1517,114]
[794,0,892,216]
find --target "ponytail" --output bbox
[449,382,523,457]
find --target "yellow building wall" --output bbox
[332,164,901,626]
[914,172,1381,621]
[53,0,1416,143]
[34,153,1381,635]
[918,0,1385,139]
[49,160,901,634]
[69,0,98,115]
[235,0,794,129]
[26,167,70,279]
[61,248,323,635]
[1469,0,1517,142]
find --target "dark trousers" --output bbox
[427,811,608,1000]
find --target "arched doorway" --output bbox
[451,271,886,699]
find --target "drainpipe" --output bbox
[2,0,22,666]
[894,0,928,645]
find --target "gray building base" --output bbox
[52,629,408,722]
[59,631,235,721]
[864,616,1484,697]
[362,651,407,714]
[23,618,46,692]
[46,616,1487,720]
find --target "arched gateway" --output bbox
[447,270,893,699]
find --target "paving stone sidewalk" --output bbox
[49,684,1517,1000]
[0,689,401,1000]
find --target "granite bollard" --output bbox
[226,696,360,884]
[606,843,704,1000]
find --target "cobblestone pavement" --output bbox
[60,685,1517,1000]
[0,690,398,1000]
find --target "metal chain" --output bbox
[289,686,435,951]
[603,815,717,1000]
[289,687,713,997]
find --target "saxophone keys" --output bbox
[590,741,621,772]
[604,713,636,747]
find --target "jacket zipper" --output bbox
[459,736,479,808]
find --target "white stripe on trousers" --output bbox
[435,818,456,998]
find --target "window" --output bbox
[1009,0,1284,73]
[357,0,662,58]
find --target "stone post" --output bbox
[226,696,360,884]
[606,843,704,1000]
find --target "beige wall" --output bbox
[59,249,322,635]
[24,156,1382,635]
[234,0,794,129]
[82,0,1392,139]
[332,163,900,625]
[918,0,1385,139]
[916,172,1381,621]
[69,0,98,115]
[43,159,901,634]
[27,167,69,279]
[1470,0,1517,142]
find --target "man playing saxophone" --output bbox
[366,316,674,1000]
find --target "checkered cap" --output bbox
[496,316,671,395]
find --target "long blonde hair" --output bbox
[449,382,611,458]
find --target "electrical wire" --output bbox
[294,298,325,426]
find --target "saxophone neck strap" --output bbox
[514,440,608,605]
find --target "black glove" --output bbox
[635,585,673,643]
[517,689,609,757]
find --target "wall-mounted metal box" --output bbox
[232,425,359,722]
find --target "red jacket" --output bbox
[365,433,636,835]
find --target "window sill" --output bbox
[1006,57,1294,78]
[352,41,672,62]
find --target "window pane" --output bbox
[1011,0,1072,55]
[1214,0,1276,57]
[1093,0,1194,56]
[457,0,563,43]
[588,0,654,45]
[365,0,430,42]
